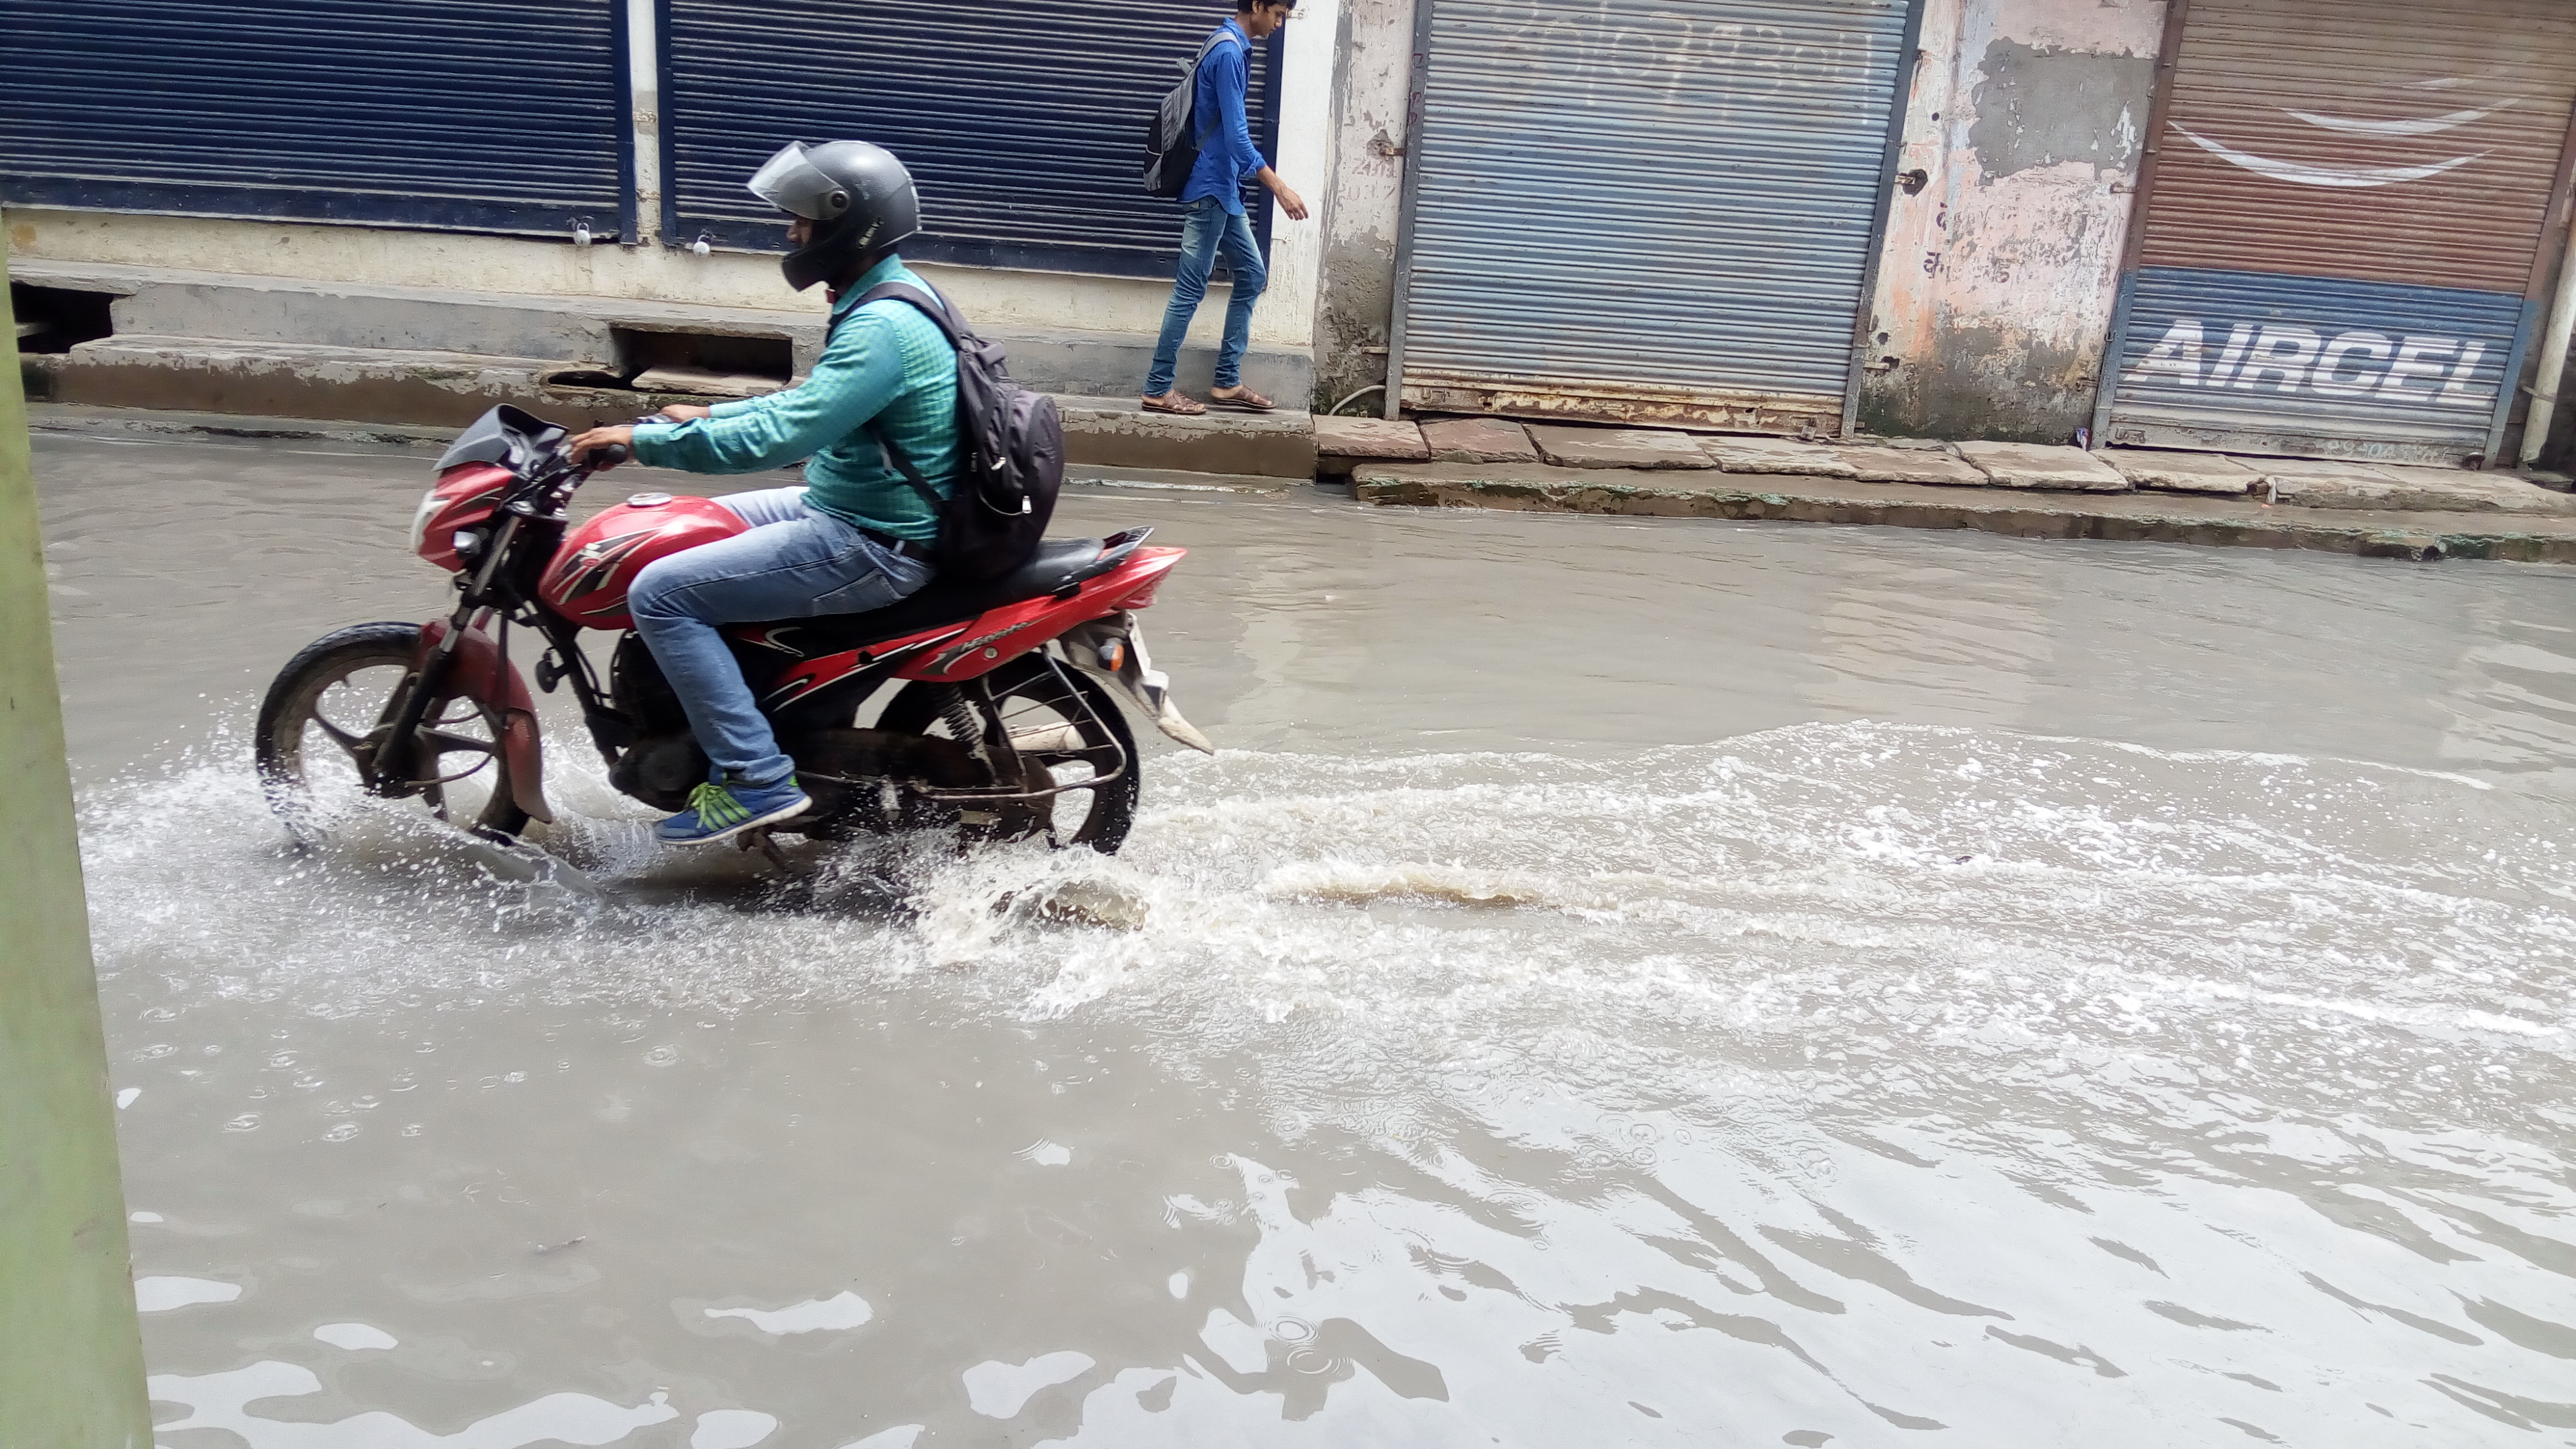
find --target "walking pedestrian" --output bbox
[1140,0,1307,417]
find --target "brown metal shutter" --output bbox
[2100,0,2576,465]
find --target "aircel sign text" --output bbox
[2129,319,2489,406]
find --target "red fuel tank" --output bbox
[540,492,747,630]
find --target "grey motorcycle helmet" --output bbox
[747,140,922,291]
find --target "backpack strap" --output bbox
[838,281,963,513]
[867,419,945,517]
[848,280,963,347]
[1189,28,1239,143]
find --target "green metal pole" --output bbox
[0,238,155,1445]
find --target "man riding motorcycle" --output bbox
[567,140,962,846]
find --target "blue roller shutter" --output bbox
[0,0,631,238]
[657,0,1280,277]
[1389,0,1921,436]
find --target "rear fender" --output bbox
[416,621,553,824]
[895,547,1185,684]
[1058,613,1214,753]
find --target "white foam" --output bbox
[704,1292,873,1335]
[1018,1139,1073,1166]
[135,1275,241,1311]
[79,723,2575,1138]
[117,1087,141,1108]
[835,1430,923,1449]
[314,1322,397,1350]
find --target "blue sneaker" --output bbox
[657,775,811,846]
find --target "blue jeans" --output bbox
[626,486,933,787]
[1144,196,1267,396]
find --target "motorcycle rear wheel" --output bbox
[876,652,1141,853]
[255,621,530,844]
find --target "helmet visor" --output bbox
[747,142,847,221]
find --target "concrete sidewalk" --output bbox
[13,258,1318,478]
[1347,461,2576,564]
[24,386,1314,480]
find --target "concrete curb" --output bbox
[1348,462,2576,565]
[24,386,1320,479]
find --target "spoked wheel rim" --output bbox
[878,653,1140,852]
[255,625,527,845]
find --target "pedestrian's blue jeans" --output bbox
[1144,196,1268,397]
[626,486,933,787]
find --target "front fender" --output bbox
[415,621,553,824]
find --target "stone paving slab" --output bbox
[1314,414,1428,461]
[1955,440,2130,492]
[2373,465,2576,514]
[1419,416,1538,464]
[2241,456,2575,513]
[1701,435,1861,479]
[1526,425,1714,470]
[1834,445,1988,486]
[1345,461,2576,565]
[2106,449,2260,496]
[2251,457,2401,509]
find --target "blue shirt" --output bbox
[1181,19,1263,216]
[629,254,960,544]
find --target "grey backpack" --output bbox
[1142,28,1238,198]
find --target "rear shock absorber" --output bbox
[938,685,987,759]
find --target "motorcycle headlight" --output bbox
[408,487,441,556]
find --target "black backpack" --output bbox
[1141,28,1238,198]
[852,282,1063,583]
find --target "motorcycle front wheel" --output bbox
[255,621,530,844]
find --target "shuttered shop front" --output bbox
[0,0,631,236]
[2103,0,2576,465]
[1389,0,1919,435]
[658,0,1279,276]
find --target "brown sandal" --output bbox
[1206,387,1276,413]
[1140,392,1207,416]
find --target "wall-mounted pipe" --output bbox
[2520,206,2576,469]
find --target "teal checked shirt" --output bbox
[630,254,961,544]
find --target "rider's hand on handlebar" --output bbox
[566,424,635,470]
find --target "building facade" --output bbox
[4,0,2572,469]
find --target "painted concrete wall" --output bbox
[1860,0,2166,443]
[2,1,1336,365]
[1309,0,1417,413]
[1271,0,1341,380]
[0,236,155,1449]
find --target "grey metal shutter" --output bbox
[1389,0,1920,435]
[2101,0,2576,465]
[658,0,1280,277]
[0,0,631,238]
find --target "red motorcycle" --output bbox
[255,406,1209,855]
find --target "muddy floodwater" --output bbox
[35,430,2576,1448]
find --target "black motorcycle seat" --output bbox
[747,533,1141,652]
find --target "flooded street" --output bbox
[36,430,2576,1447]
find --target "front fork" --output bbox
[372,508,528,789]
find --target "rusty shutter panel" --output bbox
[1387,0,1921,436]
[2104,0,2576,465]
